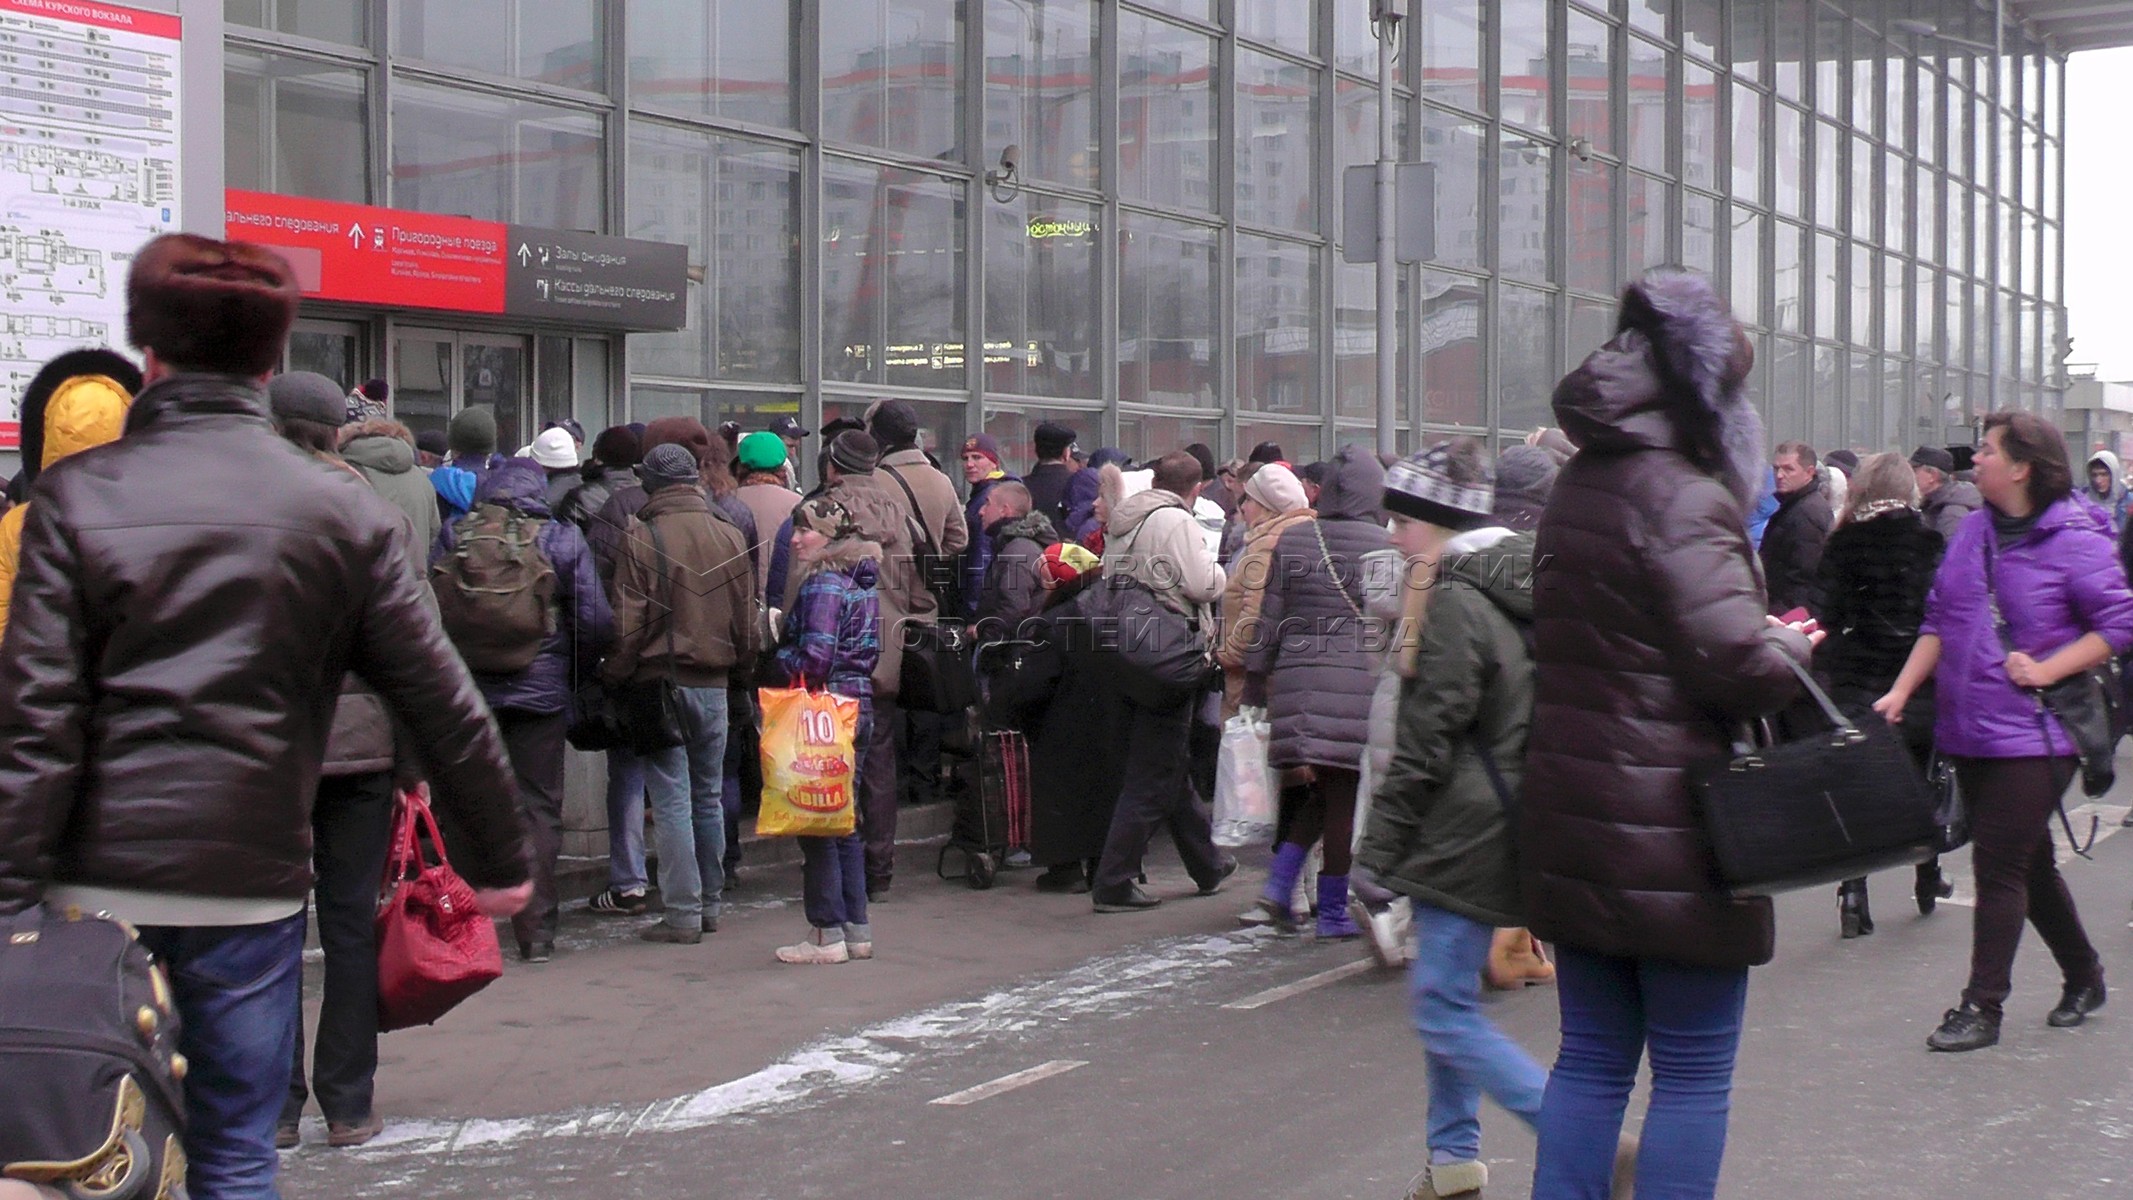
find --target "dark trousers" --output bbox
[900,706,945,805]
[499,709,568,949]
[284,771,396,1127]
[862,693,902,888]
[1954,755,2102,1016]
[1094,692,1226,892]
[1282,768,1360,877]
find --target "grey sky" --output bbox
[2066,47,2133,382]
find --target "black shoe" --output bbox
[1915,865,1955,915]
[1092,883,1162,912]
[275,1120,301,1150]
[2049,980,2107,1028]
[1926,1002,2001,1052]
[518,941,553,964]
[1195,858,1239,896]
[1034,863,1084,893]
[1838,881,1874,939]
[867,880,890,904]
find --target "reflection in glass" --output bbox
[1770,337,1809,442]
[1627,0,1668,39]
[1626,36,1667,175]
[1848,352,1876,450]
[396,0,604,91]
[1814,120,1839,229]
[1852,135,1876,239]
[1732,209,1764,326]
[1628,173,1670,278]
[629,0,793,127]
[1238,420,1322,465]
[1732,83,1762,203]
[1500,0,1551,132]
[984,196,1100,398]
[631,385,704,425]
[1569,296,1613,377]
[982,407,1103,470]
[1499,137,1553,284]
[1567,158,1616,297]
[1119,412,1220,465]
[1884,251,1906,350]
[1915,61,1938,166]
[1334,0,1386,79]
[1420,108,1484,271]
[1120,213,1218,407]
[1683,62,1719,192]
[1684,191,1719,275]
[1730,0,1763,82]
[628,127,802,383]
[1915,261,1936,361]
[1420,272,1482,427]
[1773,220,1803,333]
[824,397,967,464]
[1773,0,1806,101]
[1498,286,1557,434]
[392,82,603,229]
[821,0,965,161]
[1565,10,1612,156]
[1815,231,1839,341]
[1333,263,1404,421]
[227,0,367,44]
[1851,242,1874,346]
[464,340,527,455]
[1773,103,1804,217]
[1120,13,1217,211]
[226,50,369,204]
[1236,50,1319,232]
[1914,162,1937,268]
[395,335,452,442]
[984,0,1099,189]
[1420,0,1484,114]
[1238,0,1317,52]
[821,158,966,389]
[1812,344,1839,448]
[1237,236,1319,416]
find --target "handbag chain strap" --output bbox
[1313,519,1367,622]
[1979,532,2095,856]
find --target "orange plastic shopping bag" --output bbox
[755,687,862,836]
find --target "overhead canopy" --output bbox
[2012,0,2133,53]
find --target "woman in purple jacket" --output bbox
[1876,411,2133,1052]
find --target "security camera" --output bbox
[986,145,1022,202]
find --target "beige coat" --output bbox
[1102,489,1226,627]
[1216,506,1316,717]
[877,447,970,570]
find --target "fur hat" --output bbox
[641,416,716,468]
[640,443,700,490]
[1247,441,1286,465]
[593,425,642,468]
[16,348,141,486]
[1610,268,1762,509]
[1242,462,1309,514]
[267,371,347,427]
[829,429,881,475]
[1384,440,1495,531]
[448,405,499,455]
[126,234,299,376]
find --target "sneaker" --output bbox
[274,1121,301,1150]
[847,939,874,960]
[588,886,648,916]
[326,1114,384,1148]
[1091,883,1162,912]
[2048,980,2106,1028]
[1358,897,1413,969]
[518,941,553,964]
[775,928,850,964]
[1195,858,1239,896]
[700,913,721,934]
[1926,1001,2000,1051]
[640,924,702,945]
[1405,1159,1486,1199]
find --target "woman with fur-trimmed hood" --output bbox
[0,348,140,642]
[1521,270,1816,1199]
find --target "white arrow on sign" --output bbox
[349,223,366,249]
[517,243,532,266]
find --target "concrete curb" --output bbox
[553,799,959,899]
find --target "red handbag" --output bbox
[375,786,503,1032]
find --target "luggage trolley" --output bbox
[937,640,1036,889]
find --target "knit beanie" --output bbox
[829,429,881,475]
[961,433,1003,467]
[415,430,449,459]
[593,425,642,468]
[1383,440,1495,531]
[267,371,347,427]
[531,427,581,469]
[1041,541,1099,587]
[1491,445,1560,530]
[640,443,700,491]
[448,405,499,456]
[1242,462,1309,514]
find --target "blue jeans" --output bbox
[1409,903,1547,1164]
[604,746,648,892]
[1532,946,1751,1200]
[138,913,307,1200]
[643,685,730,929]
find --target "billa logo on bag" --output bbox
[792,780,852,813]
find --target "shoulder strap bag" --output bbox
[618,517,689,755]
[878,463,976,714]
[1981,535,2113,850]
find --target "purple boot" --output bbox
[1239,842,1308,933]
[1316,874,1360,940]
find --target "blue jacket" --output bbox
[432,460,613,716]
[1746,466,1778,548]
[1065,448,1129,542]
[431,465,477,523]
[775,551,881,700]
[962,473,1019,616]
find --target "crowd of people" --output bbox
[1,236,2130,1200]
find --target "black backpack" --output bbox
[431,503,558,674]
[0,905,188,1200]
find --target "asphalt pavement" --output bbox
[279,795,2133,1200]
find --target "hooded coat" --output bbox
[1521,270,1811,971]
[774,539,882,699]
[432,460,613,715]
[822,469,925,698]
[974,510,1057,640]
[1925,498,2133,758]
[996,573,1127,868]
[1246,446,1390,771]
[341,421,443,553]
[1759,479,1833,617]
[1101,488,1227,626]
[1356,530,1538,927]
[0,351,136,644]
[2084,450,2127,532]
[1215,505,1317,717]
[1921,476,1982,542]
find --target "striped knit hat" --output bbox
[1382,439,1495,531]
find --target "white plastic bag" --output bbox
[1213,706,1278,847]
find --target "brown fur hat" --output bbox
[126,234,300,376]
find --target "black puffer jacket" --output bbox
[1521,272,1811,971]
[1247,446,1389,771]
[0,375,529,911]
[1814,506,1943,730]
[1759,483,1832,617]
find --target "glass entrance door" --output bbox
[392,329,530,450]
[286,319,365,389]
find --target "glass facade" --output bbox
[226,0,2065,463]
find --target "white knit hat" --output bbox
[1383,440,1495,531]
[531,426,580,469]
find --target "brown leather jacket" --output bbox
[0,375,530,912]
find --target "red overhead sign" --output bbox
[224,189,509,315]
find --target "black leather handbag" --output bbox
[1927,751,1970,854]
[620,519,689,756]
[1691,658,1938,897]
[1983,539,2122,799]
[1084,574,1218,708]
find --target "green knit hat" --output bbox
[738,430,787,472]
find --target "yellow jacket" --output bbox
[0,373,133,641]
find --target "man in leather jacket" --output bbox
[0,234,530,1200]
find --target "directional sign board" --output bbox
[503,228,687,330]
[1341,162,1436,265]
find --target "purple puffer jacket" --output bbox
[1922,496,2133,757]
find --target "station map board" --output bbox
[0,0,180,449]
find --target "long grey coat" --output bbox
[1247,446,1390,771]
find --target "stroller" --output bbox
[936,640,1035,889]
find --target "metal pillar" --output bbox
[1374,8,1401,456]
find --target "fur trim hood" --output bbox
[800,537,884,586]
[1553,269,1764,509]
[17,348,140,486]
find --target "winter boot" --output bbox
[1239,842,1307,932]
[1405,1159,1486,1199]
[1838,879,1874,938]
[1915,861,1955,915]
[1315,874,1360,940]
